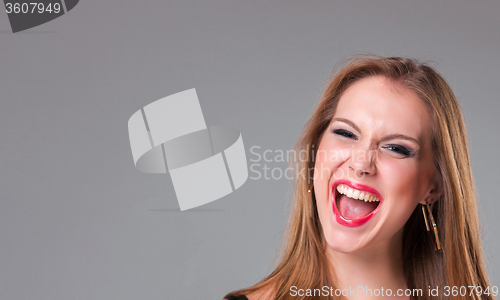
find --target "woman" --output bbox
[224,56,494,299]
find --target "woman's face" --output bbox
[313,75,437,254]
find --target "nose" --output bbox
[348,142,377,178]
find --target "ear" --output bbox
[419,180,442,205]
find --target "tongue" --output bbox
[339,194,378,219]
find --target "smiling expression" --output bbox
[313,75,437,253]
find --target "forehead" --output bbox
[335,76,432,141]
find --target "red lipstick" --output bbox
[331,179,383,227]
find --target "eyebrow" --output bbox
[332,117,361,132]
[331,117,421,145]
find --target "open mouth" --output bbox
[332,180,383,227]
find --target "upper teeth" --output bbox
[336,184,380,202]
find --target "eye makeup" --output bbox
[331,127,417,158]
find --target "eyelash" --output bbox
[383,144,414,157]
[332,129,415,157]
[333,129,358,140]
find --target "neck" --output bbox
[327,231,408,299]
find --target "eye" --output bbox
[332,129,358,140]
[383,144,414,157]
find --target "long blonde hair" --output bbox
[229,56,493,300]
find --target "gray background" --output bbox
[0,1,498,299]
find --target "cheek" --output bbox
[313,139,352,223]
[377,158,430,210]
[313,140,351,193]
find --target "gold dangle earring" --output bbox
[422,203,442,250]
